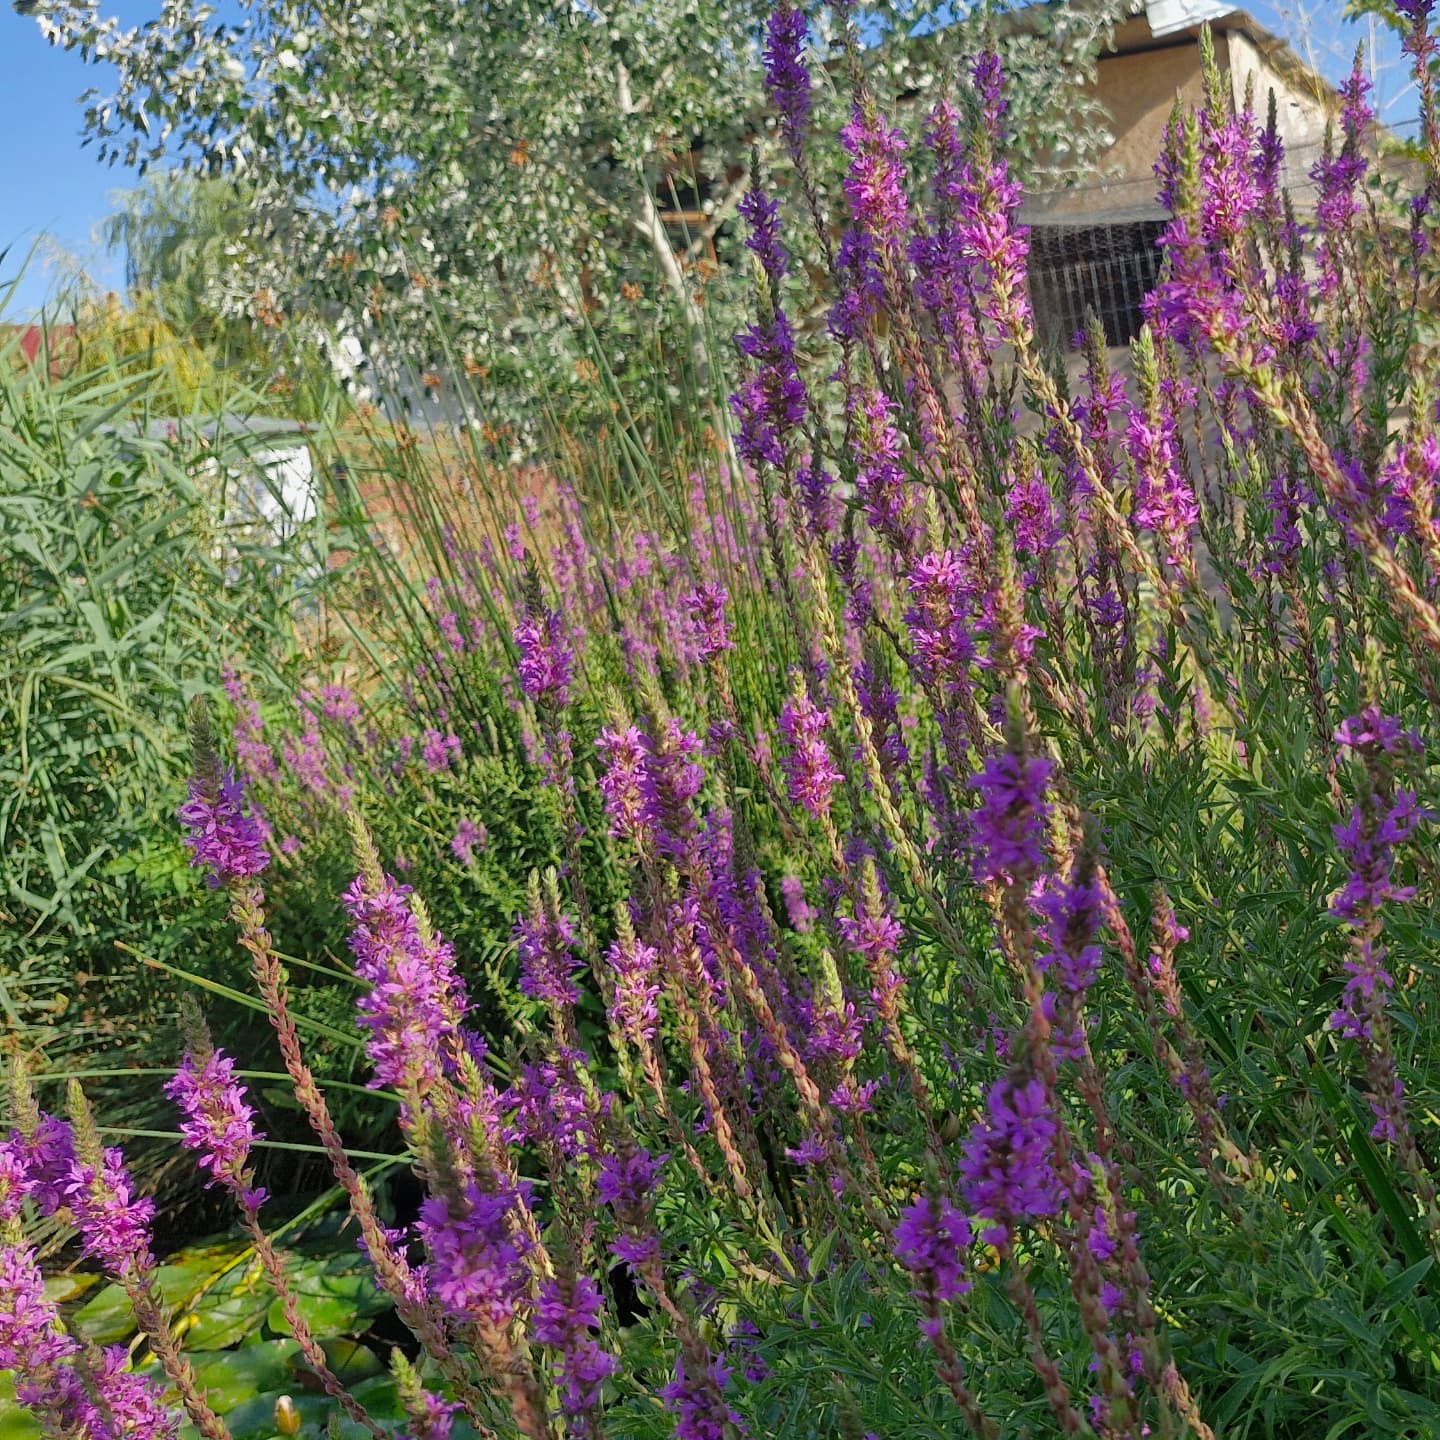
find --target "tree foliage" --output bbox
[22,0,1128,374]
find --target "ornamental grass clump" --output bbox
[9,4,1440,1436]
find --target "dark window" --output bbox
[1027,220,1168,349]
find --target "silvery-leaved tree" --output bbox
[20,0,1127,426]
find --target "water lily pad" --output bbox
[264,1251,391,1339]
[184,1283,274,1350]
[307,1339,384,1387]
[42,1271,98,1305]
[187,1341,302,1412]
[0,1372,41,1440]
[73,1240,259,1346]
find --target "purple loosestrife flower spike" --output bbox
[1036,871,1106,1062]
[392,1350,461,1440]
[166,1039,267,1211]
[514,869,583,1012]
[343,865,470,1097]
[969,750,1052,886]
[959,1073,1062,1246]
[88,1348,185,1439]
[764,4,811,160]
[1129,333,1199,572]
[1311,59,1373,294]
[662,1347,747,1440]
[840,102,909,267]
[685,583,734,661]
[450,816,487,865]
[417,1179,533,1327]
[181,696,271,886]
[895,1191,973,1305]
[598,1140,666,1268]
[778,675,844,819]
[532,1271,620,1430]
[597,724,658,842]
[516,564,574,709]
[606,928,662,1045]
[0,1239,86,1427]
[906,549,979,692]
[852,387,916,554]
[957,52,1032,331]
[1326,711,1431,1152]
[179,768,271,889]
[732,190,807,473]
[11,1113,77,1218]
[67,1135,157,1279]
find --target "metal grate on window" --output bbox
[1027,220,1169,350]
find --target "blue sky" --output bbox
[0,2,1421,320]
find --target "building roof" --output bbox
[1142,0,1234,39]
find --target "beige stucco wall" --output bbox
[1093,37,1214,184]
[1024,23,1342,225]
[1224,29,1335,199]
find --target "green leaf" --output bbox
[264,1250,392,1339]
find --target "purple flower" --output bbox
[1331,937,1395,1047]
[731,199,807,475]
[906,549,979,692]
[70,1144,157,1278]
[505,1058,593,1161]
[87,1347,183,1438]
[853,388,916,553]
[513,897,583,1011]
[516,607,574,708]
[596,725,657,840]
[1330,788,1427,921]
[597,1145,662,1213]
[730,1319,769,1383]
[402,1389,459,1440]
[1129,405,1198,570]
[894,1191,973,1303]
[1199,105,1259,242]
[778,681,844,818]
[954,54,1032,329]
[606,933,661,1044]
[1006,467,1060,563]
[969,750,1052,885]
[598,1143,665,1267]
[417,1180,532,1327]
[1035,873,1105,1059]
[0,1241,81,1396]
[958,1073,1061,1245]
[178,767,270,886]
[10,1114,76,1217]
[662,1348,746,1440]
[450,817,488,865]
[1335,707,1423,758]
[1261,468,1312,572]
[1310,62,1373,296]
[779,874,815,933]
[841,103,909,265]
[685,583,734,661]
[0,1244,180,1436]
[165,1048,267,1210]
[344,871,469,1093]
[763,4,811,158]
[737,186,788,293]
[533,1273,620,1426]
[222,666,278,784]
[421,728,463,772]
[829,227,885,342]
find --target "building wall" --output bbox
[1224,29,1334,197]
[1092,35,1214,184]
